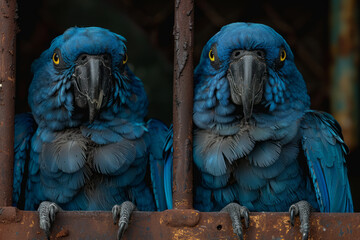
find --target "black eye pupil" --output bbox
[54,54,59,60]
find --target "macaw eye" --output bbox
[280,49,286,62]
[52,52,60,65]
[209,49,215,62]
[122,53,128,64]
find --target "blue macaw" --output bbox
[12,27,168,239]
[164,22,353,240]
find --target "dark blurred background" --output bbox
[15,0,359,210]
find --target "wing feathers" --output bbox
[301,110,353,212]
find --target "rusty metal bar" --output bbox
[329,0,359,149]
[0,208,359,239]
[172,0,194,209]
[0,0,17,207]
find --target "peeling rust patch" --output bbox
[55,228,69,238]
[172,228,201,240]
[176,48,188,79]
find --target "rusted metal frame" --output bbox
[0,0,17,207]
[172,0,194,210]
[329,0,359,149]
[0,207,359,239]
[0,0,358,239]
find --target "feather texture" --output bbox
[164,22,353,214]
[301,110,353,212]
[13,27,167,212]
[12,113,36,207]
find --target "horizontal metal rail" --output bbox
[0,207,359,239]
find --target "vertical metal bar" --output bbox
[172,0,194,209]
[0,0,17,206]
[330,0,359,149]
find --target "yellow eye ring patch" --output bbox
[52,52,60,65]
[209,49,215,62]
[123,53,128,64]
[280,49,286,62]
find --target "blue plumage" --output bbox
[165,22,353,213]
[13,27,168,212]
[13,113,36,207]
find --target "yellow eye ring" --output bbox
[209,49,215,62]
[280,49,286,62]
[122,53,128,64]
[52,52,60,65]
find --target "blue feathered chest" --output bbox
[25,120,154,211]
[193,119,319,212]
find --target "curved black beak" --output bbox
[73,54,111,123]
[227,50,267,123]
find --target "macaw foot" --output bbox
[112,201,137,240]
[221,203,250,240]
[38,201,62,240]
[289,200,312,240]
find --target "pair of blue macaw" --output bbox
[13,23,353,240]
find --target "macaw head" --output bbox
[194,22,310,126]
[29,27,147,130]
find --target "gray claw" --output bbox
[289,200,311,240]
[237,231,243,240]
[38,201,62,239]
[221,203,250,240]
[112,201,137,240]
[244,210,249,228]
[302,232,309,240]
[112,204,120,225]
[289,205,296,226]
[117,222,127,240]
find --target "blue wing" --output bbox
[146,119,169,211]
[13,113,36,207]
[300,110,353,212]
[163,125,173,209]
